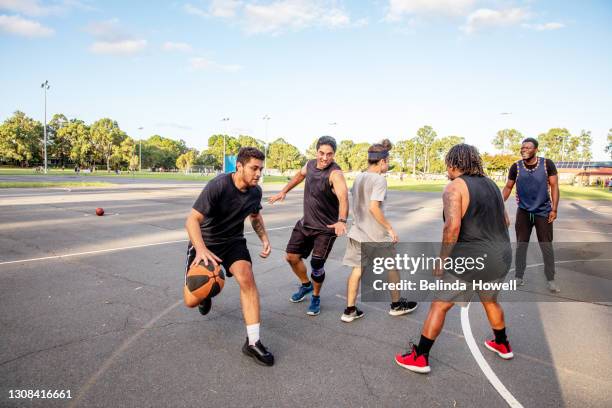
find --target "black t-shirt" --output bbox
[508,158,557,181]
[192,173,262,245]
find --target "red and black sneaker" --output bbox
[484,339,514,359]
[395,346,431,374]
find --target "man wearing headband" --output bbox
[341,140,418,322]
[269,136,349,316]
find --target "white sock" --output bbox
[246,323,260,346]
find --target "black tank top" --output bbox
[449,175,511,281]
[457,175,510,244]
[302,159,341,230]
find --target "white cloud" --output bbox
[190,57,242,72]
[210,0,241,18]
[90,39,147,55]
[0,0,61,16]
[528,22,565,31]
[85,18,127,41]
[0,0,95,16]
[0,14,54,37]
[162,41,193,52]
[184,1,353,34]
[243,0,350,34]
[461,8,530,34]
[386,0,476,21]
[86,19,147,55]
[183,3,207,17]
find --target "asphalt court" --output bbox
[1,182,611,407]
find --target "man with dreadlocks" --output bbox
[395,144,514,374]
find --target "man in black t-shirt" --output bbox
[185,147,274,366]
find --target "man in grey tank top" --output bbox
[396,144,514,374]
[269,136,349,316]
[341,139,418,322]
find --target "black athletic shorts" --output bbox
[286,220,337,260]
[186,238,252,277]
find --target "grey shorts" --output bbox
[343,238,397,268]
[342,238,362,267]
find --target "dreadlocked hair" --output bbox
[368,139,393,165]
[444,143,485,176]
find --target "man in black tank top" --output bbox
[396,144,515,374]
[269,136,349,316]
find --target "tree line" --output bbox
[0,111,606,174]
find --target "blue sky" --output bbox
[1,0,611,159]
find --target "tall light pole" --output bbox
[138,127,144,172]
[221,117,230,173]
[262,115,270,183]
[40,80,50,173]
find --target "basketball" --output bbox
[95,207,104,216]
[183,261,225,307]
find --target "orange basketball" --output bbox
[183,262,225,308]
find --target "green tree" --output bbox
[48,113,69,166]
[416,125,437,173]
[606,129,612,159]
[430,136,465,173]
[394,139,415,173]
[267,138,305,173]
[305,138,318,159]
[538,128,592,161]
[335,140,354,171]
[61,119,91,167]
[348,142,369,171]
[237,135,264,151]
[493,129,523,154]
[204,134,240,169]
[143,135,189,169]
[0,111,43,166]
[578,130,593,161]
[176,150,198,173]
[90,118,126,171]
[482,153,519,174]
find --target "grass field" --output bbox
[0,181,114,188]
[1,167,610,199]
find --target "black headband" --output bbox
[368,150,389,161]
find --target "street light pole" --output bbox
[221,117,230,173]
[262,115,270,183]
[40,80,50,173]
[138,127,143,172]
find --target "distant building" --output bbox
[555,161,612,185]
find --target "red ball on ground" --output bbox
[95,208,104,216]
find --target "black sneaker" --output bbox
[341,307,365,322]
[198,298,212,316]
[389,299,418,316]
[242,338,274,366]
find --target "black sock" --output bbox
[416,335,434,356]
[345,306,356,313]
[493,327,507,344]
[302,281,312,287]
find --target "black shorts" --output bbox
[286,220,337,260]
[186,238,252,277]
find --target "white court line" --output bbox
[460,305,523,408]
[0,224,295,266]
[555,228,612,235]
[461,257,612,408]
